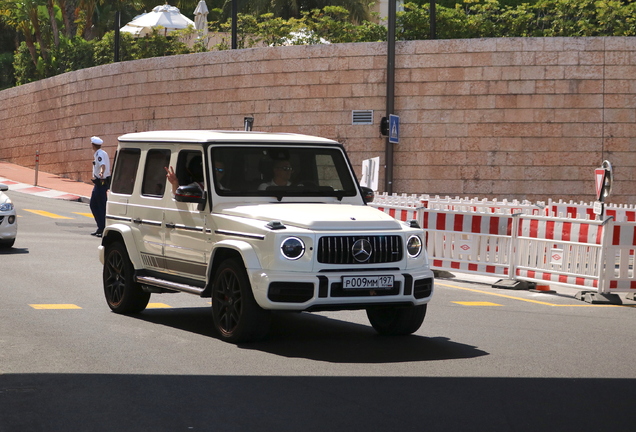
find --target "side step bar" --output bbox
[136,275,205,295]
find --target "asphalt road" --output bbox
[1,192,634,432]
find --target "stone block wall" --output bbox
[0,37,634,204]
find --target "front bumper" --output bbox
[247,267,435,311]
[0,213,17,241]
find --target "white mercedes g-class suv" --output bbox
[99,130,434,342]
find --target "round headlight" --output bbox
[406,235,422,258]
[281,237,305,260]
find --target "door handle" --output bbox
[165,222,176,228]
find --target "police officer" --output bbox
[89,136,110,237]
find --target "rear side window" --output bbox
[111,148,140,195]
[142,149,171,197]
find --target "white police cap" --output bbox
[91,136,103,145]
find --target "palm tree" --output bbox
[0,0,45,64]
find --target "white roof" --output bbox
[118,130,339,145]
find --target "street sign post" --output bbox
[594,160,613,218]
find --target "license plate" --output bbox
[342,275,394,289]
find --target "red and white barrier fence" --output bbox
[373,193,636,222]
[512,214,608,291]
[422,210,513,278]
[370,201,636,297]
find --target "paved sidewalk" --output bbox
[0,161,93,203]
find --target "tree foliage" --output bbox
[3,0,636,87]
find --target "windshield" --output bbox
[210,145,358,200]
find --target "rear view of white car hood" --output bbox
[220,203,402,231]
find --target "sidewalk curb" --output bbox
[0,177,90,203]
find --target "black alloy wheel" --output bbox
[103,242,150,314]
[212,259,271,343]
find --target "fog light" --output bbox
[8,215,15,224]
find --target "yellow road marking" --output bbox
[29,304,82,309]
[147,303,171,309]
[72,212,94,218]
[453,301,502,306]
[437,282,631,307]
[23,209,73,219]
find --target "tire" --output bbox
[0,238,15,248]
[103,242,150,314]
[366,304,427,336]
[212,259,271,343]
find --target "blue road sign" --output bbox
[389,114,399,143]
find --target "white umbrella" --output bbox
[121,4,195,37]
[193,0,209,37]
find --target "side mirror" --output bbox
[0,184,8,192]
[175,184,205,204]
[360,186,375,203]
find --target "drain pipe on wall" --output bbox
[385,0,396,195]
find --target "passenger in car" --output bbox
[165,155,204,196]
[258,159,293,190]
[214,160,228,190]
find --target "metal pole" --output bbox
[385,0,396,194]
[114,9,121,62]
[34,150,39,186]
[430,0,436,40]
[231,0,238,49]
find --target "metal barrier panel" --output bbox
[604,222,636,293]
[374,205,422,224]
[374,198,636,295]
[422,210,513,278]
[513,214,607,291]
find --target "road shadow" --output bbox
[134,308,488,363]
[1,374,633,432]
[0,247,28,255]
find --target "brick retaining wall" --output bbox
[0,37,634,204]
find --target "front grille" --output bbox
[0,216,4,224]
[317,235,403,264]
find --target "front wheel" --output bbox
[366,304,427,336]
[0,238,15,248]
[212,259,271,343]
[103,242,150,314]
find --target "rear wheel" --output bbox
[212,259,271,343]
[103,242,150,313]
[366,304,427,336]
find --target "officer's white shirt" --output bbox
[93,148,111,178]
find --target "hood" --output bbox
[219,203,403,231]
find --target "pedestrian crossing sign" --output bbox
[389,114,399,143]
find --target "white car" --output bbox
[0,184,17,248]
[99,130,434,342]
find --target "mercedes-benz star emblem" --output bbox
[352,239,372,263]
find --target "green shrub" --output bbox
[0,52,15,89]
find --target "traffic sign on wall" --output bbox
[389,114,399,144]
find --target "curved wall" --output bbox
[1,37,634,204]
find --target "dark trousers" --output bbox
[90,181,108,231]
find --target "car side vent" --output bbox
[352,110,373,125]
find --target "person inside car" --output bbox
[258,159,293,190]
[165,155,204,196]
